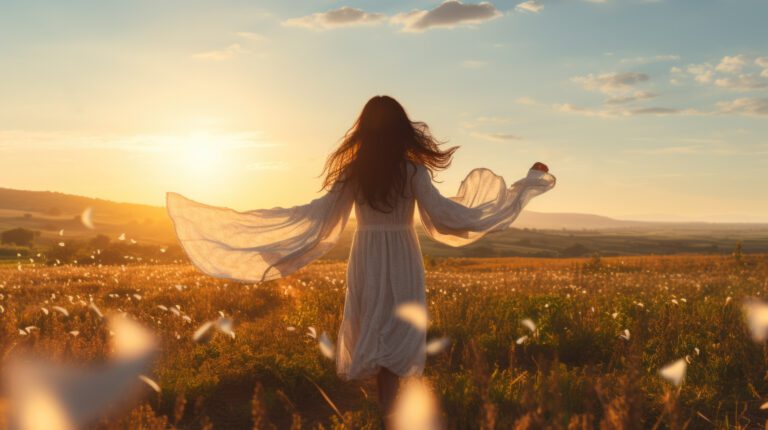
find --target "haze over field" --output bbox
[2,187,767,259]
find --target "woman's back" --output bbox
[353,163,417,229]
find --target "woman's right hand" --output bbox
[531,162,549,173]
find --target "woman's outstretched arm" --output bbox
[412,162,556,247]
[166,179,354,283]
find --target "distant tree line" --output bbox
[1,227,185,265]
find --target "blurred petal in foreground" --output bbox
[390,377,442,430]
[742,299,768,342]
[4,314,158,430]
[396,302,428,332]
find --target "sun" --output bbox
[180,133,225,171]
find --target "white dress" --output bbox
[166,162,556,380]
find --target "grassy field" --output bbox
[1,254,768,429]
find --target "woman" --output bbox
[166,95,556,421]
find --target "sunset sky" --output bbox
[1,0,767,222]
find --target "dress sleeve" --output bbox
[166,180,354,283]
[412,164,556,247]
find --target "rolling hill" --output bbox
[2,187,768,259]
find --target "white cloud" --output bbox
[554,103,696,118]
[282,2,504,33]
[391,1,502,32]
[284,7,386,30]
[571,72,650,95]
[630,107,683,115]
[554,103,616,118]
[714,74,768,91]
[674,55,768,89]
[605,91,657,105]
[686,64,714,83]
[515,1,544,13]
[715,55,747,74]
[756,57,768,78]
[191,44,246,61]
[718,98,768,116]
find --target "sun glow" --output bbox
[147,129,282,204]
[180,133,226,171]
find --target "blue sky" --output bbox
[0,0,767,221]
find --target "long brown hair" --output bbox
[321,95,458,212]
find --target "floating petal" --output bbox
[139,375,161,393]
[426,337,451,355]
[521,318,536,333]
[396,302,428,332]
[318,332,335,360]
[80,207,95,229]
[659,358,687,387]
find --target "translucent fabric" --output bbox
[166,179,354,283]
[414,165,557,247]
[167,162,556,380]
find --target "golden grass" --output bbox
[0,254,767,429]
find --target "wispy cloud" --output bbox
[283,6,386,30]
[572,72,650,95]
[671,54,768,90]
[584,0,663,3]
[716,55,747,73]
[629,140,768,156]
[630,107,682,115]
[470,131,523,142]
[631,145,702,155]
[191,44,246,61]
[515,96,541,106]
[671,64,713,84]
[0,130,277,152]
[234,31,267,43]
[620,54,679,65]
[718,98,768,116]
[756,57,768,77]
[461,60,488,69]
[570,71,661,108]
[553,103,615,118]
[247,161,288,171]
[391,1,502,32]
[515,1,544,13]
[283,2,506,33]
[714,75,768,90]
[605,91,657,105]
[459,115,515,129]
[554,103,697,118]
[556,94,768,118]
